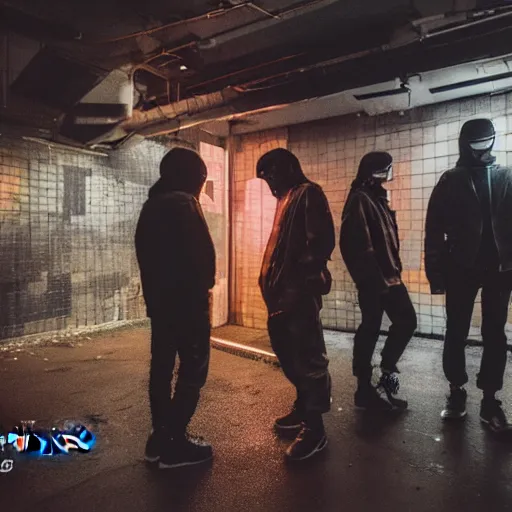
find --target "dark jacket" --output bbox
[259,182,335,314]
[135,188,216,318]
[340,184,402,292]
[425,164,512,291]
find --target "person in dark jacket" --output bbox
[425,118,512,435]
[135,147,216,468]
[257,148,335,461]
[340,151,417,411]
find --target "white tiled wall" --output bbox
[232,92,512,340]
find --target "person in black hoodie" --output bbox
[340,151,417,411]
[425,119,512,435]
[257,148,335,461]
[135,147,216,468]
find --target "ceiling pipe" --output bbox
[246,2,280,19]
[197,0,338,49]
[134,103,289,137]
[130,63,169,81]
[122,88,240,130]
[92,4,244,44]
[122,37,409,135]
[93,0,330,45]
[419,8,512,41]
[120,8,512,138]
[22,137,108,156]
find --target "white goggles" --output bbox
[372,164,393,181]
[469,137,494,151]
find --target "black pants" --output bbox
[149,302,210,434]
[267,295,331,418]
[444,264,512,392]
[353,283,417,381]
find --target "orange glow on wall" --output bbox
[0,174,21,211]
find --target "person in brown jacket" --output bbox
[340,151,417,411]
[257,148,335,461]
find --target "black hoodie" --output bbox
[340,152,402,292]
[135,148,216,317]
[425,120,512,292]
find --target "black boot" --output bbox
[285,415,327,461]
[441,386,467,420]
[144,427,168,463]
[274,406,302,432]
[158,432,213,469]
[480,397,512,436]
[354,380,393,411]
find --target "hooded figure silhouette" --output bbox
[340,151,416,412]
[457,118,496,168]
[425,118,512,430]
[257,148,335,461]
[341,151,400,291]
[135,147,216,468]
[150,146,208,199]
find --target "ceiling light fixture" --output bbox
[429,71,512,94]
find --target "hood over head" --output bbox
[457,118,496,167]
[352,151,393,189]
[149,147,207,199]
[256,148,306,198]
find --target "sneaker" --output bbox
[480,398,512,435]
[285,425,327,461]
[274,408,302,432]
[441,387,467,420]
[144,428,166,463]
[158,434,213,469]
[377,372,408,410]
[354,385,393,411]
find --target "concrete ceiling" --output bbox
[2,0,512,147]
[230,53,512,134]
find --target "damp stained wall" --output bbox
[0,133,229,339]
[230,93,512,340]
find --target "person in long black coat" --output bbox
[425,119,512,435]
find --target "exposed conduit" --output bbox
[122,8,512,138]
[94,0,333,44]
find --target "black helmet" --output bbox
[256,148,305,198]
[458,118,496,167]
[355,151,393,185]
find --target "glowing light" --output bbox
[210,336,276,358]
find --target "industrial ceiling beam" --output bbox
[121,16,512,138]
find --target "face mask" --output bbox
[458,119,496,166]
[372,163,393,183]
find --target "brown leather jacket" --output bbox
[340,185,402,292]
[259,182,335,314]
